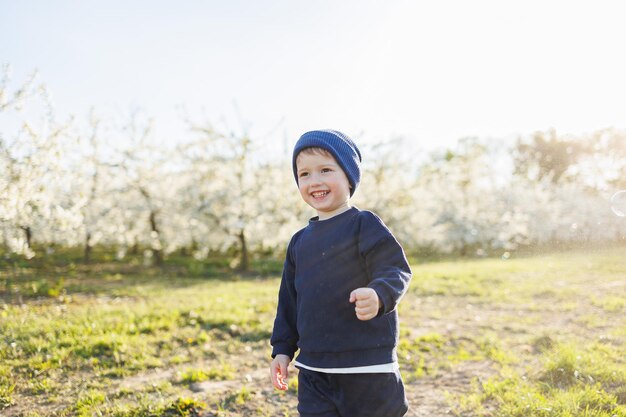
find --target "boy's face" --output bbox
[296,150,352,220]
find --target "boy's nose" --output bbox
[309,173,323,184]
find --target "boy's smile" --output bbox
[296,151,352,220]
[311,190,329,199]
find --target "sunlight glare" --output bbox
[610,190,626,217]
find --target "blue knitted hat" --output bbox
[292,129,362,196]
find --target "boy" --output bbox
[270,129,412,416]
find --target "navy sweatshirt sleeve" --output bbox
[270,235,299,359]
[358,211,412,316]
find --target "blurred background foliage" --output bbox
[1,66,625,271]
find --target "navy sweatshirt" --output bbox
[270,207,412,368]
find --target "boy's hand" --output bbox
[349,288,380,321]
[270,354,290,391]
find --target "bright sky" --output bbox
[2,0,625,151]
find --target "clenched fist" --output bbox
[349,288,381,321]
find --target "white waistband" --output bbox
[294,360,399,374]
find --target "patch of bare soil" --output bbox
[404,361,495,417]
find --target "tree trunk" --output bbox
[238,229,249,272]
[130,241,139,255]
[84,232,92,264]
[20,226,32,248]
[149,210,163,266]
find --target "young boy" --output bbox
[270,129,412,416]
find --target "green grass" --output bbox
[452,342,626,417]
[180,364,235,384]
[1,245,625,416]
[0,268,280,415]
[418,247,626,417]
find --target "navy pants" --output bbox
[297,368,409,417]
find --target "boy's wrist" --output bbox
[368,287,386,316]
[271,343,296,360]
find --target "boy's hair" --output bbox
[292,130,362,196]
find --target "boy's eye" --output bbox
[321,168,332,173]
[299,172,308,178]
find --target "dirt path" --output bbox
[101,294,501,416]
[404,361,495,417]
[101,294,503,416]
[107,359,494,416]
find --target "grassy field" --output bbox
[1,246,625,416]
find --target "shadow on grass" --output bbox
[4,242,625,304]
[0,258,283,304]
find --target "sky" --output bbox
[2,0,626,153]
